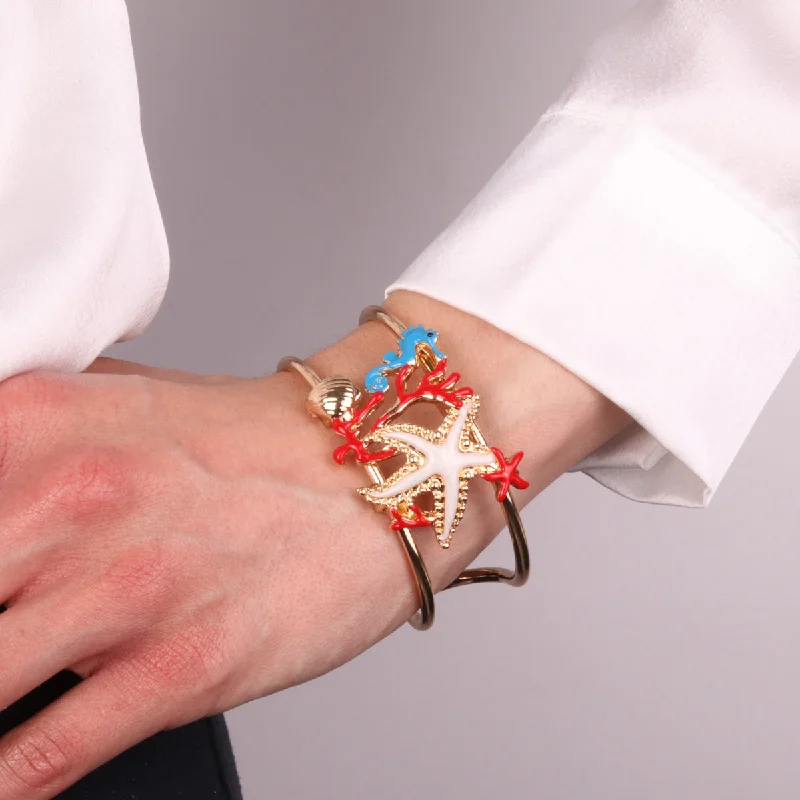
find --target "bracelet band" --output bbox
[277,306,531,630]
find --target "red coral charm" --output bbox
[482,448,530,501]
[374,358,473,429]
[390,503,433,531]
[330,391,396,464]
[400,357,473,407]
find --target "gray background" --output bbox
[113,2,800,798]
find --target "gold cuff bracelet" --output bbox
[277,306,530,630]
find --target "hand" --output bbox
[0,292,630,797]
[0,357,437,797]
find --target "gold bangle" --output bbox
[277,306,530,630]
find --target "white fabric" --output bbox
[387,0,800,507]
[5,1,800,508]
[0,1,168,379]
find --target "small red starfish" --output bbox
[482,447,530,501]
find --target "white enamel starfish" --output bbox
[358,395,498,545]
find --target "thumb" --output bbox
[83,356,237,385]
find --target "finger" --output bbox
[0,590,122,714]
[0,666,171,798]
[83,356,193,380]
[83,356,235,385]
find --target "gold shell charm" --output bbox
[305,376,362,426]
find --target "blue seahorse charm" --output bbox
[364,324,446,393]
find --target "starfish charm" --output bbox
[482,447,530,501]
[358,395,499,547]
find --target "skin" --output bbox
[0,290,633,797]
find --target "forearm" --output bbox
[299,290,634,595]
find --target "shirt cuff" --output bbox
[385,111,800,507]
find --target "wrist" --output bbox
[383,291,634,486]
[295,291,633,592]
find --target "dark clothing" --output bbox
[0,670,243,799]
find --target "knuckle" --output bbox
[0,399,14,482]
[127,627,226,696]
[0,371,78,484]
[0,724,79,792]
[0,371,72,415]
[40,448,140,520]
[0,373,64,480]
[99,544,175,609]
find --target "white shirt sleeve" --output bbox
[386,0,800,508]
[0,1,168,379]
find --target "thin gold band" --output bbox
[277,357,322,388]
